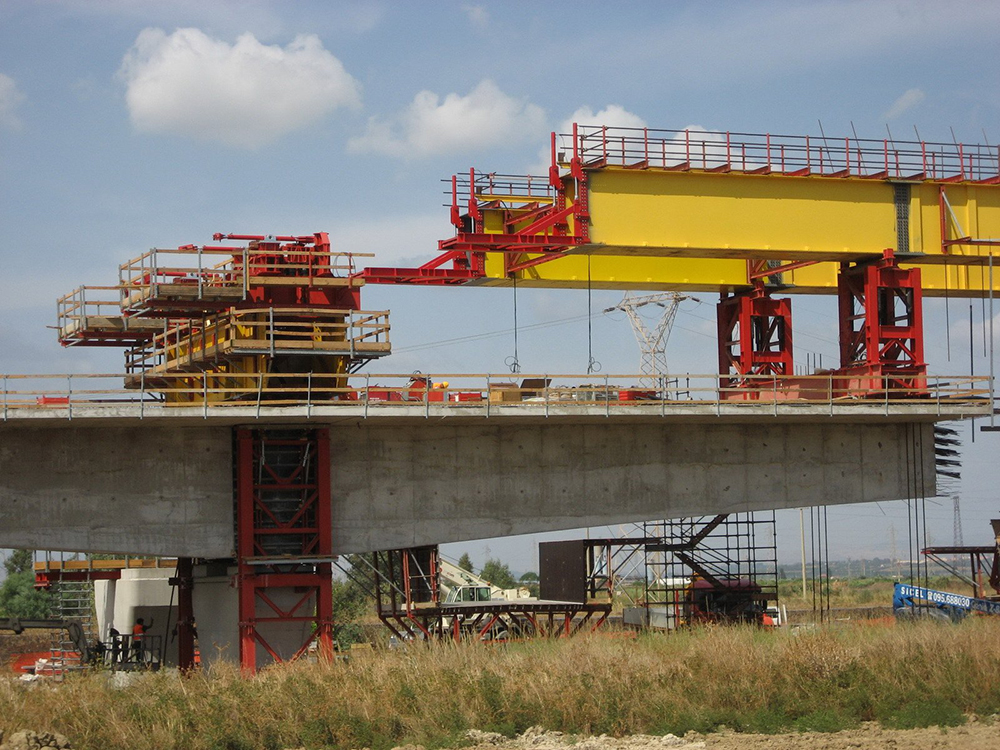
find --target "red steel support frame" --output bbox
[236,428,334,675]
[835,249,926,395]
[717,288,793,391]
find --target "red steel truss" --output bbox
[836,249,926,394]
[717,288,793,390]
[235,428,334,674]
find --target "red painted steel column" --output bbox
[235,428,257,675]
[314,429,335,662]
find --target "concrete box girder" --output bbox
[0,417,933,557]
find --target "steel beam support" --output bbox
[835,249,927,395]
[235,427,333,675]
[717,289,793,391]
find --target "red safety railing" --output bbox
[563,126,1000,183]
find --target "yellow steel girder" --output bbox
[478,168,1000,295]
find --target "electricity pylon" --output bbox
[604,292,690,387]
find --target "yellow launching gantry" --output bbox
[360,124,1000,394]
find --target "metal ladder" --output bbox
[46,553,96,676]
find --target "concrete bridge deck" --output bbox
[0,372,987,559]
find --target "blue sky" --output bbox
[2,1,999,573]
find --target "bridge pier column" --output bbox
[234,427,334,674]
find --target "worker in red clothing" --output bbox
[131,617,153,663]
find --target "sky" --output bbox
[1,0,1000,575]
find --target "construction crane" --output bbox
[604,292,690,388]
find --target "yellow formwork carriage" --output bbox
[154,309,352,404]
[479,167,1000,296]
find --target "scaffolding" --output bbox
[643,513,778,628]
[345,545,613,642]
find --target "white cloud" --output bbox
[883,88,926,120]
[0,73,25,130]
[463,5,489,29]
[558,104,646,134]
[529,104,645,173]
[348,79,546,158]
[329,213,450,266]
[118,28,361,149]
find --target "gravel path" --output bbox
[457,721,1000,750]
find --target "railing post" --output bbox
[307,371,313,418]
[885,374,890,416]
[425,374,430,418]
[3,374,8,421]
[269,307,275,358]
[605,375,610,417]
[256,373,263,419]
[67,375,72,420]
[544,375,549,418]
[364,373,370,419]
[203,373,208,419]
[936,377,941,417]
[829,372,834,416]
[485,374,490,418]
[661,375,666,417]
[197,245,203,299]
[151,248,159,302]
[140,370,145,420]
[349,311,355,360]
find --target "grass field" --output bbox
[3,617,1000,750]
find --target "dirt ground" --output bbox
[460,722,1000,750]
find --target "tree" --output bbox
[4,549,32,577]
[0,550,51,619]
[479,558,516,589]
[457,552,474,573]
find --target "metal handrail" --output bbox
[0,371,990,417]
[561,125,1000,182]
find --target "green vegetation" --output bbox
[479,558,517,589]
[2,618,999,750]
[777,574,969,610]
[457,552,474,573]
[0,550,51,620]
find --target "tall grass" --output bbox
[2,619,999,750]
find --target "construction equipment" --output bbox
[438,556,531,603]
[361,124,1000,400]
[349,545,610,642]
[0,618,92,666]
[893,583,1000,622]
